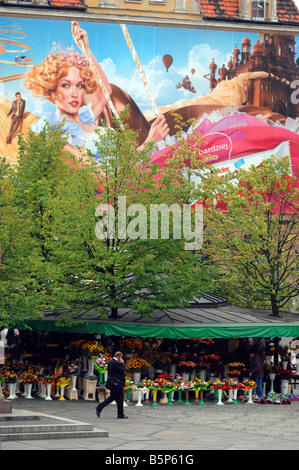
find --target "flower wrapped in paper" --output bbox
[58,376,70,388]
[124,375,134,389]
[224,378,242,389]
[131,382,148,392]
[242,379,257,389]
[192,378,211,391]
[212,378,227,390]
[92,353,111,373]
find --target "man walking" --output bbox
[96,351,128,419]
[6,92,26,144]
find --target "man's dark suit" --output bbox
[6,98,26,144]
[96,358,126,418]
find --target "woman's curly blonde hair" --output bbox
[25,52,98,103]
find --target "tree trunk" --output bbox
[270,294,279,317]
[110,306,118,318]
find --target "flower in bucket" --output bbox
[169,354,184,365]
[125,357,150,373]
[148,351,170,369]
[66,358,82,375]
[277,369,294,381]
[227,362,245,377]
[178,361,196,373]
[119,338,143,352]
[81,341,106,358]
[266,365,280,374]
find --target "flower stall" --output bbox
[0,329,298,407]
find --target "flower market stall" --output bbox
[0,330,297,407]
[1,294,299,408]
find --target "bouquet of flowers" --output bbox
[224,378,242,389]
[131,381,148,392]
[124,375,134,389]
[169,354,184,365]
[227,362,245,377]
[41,374,55,385]
[66,358,82,375]
[178,361,196,373]
[192,377,211,391]
[277,369,294,381]
[119,338,143,353]
[278,345,291,361]
[147,377,172,392]
[183,380,195,390]
[126,357,150,373]
[19,372,38,384]
[242,379,256,389]
[81,341,107,358]
[266,365,279,374]
[148,351,170,369]
[92,353,111,373]
[0,370,18,383]
[197,362,209,371]
[211,378,227,390]
[172,374,186,390]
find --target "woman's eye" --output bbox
[78,84,85,89]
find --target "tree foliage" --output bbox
[200,156,299,316]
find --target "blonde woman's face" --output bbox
[54,65,85,116]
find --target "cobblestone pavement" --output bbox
[1,397,299,451]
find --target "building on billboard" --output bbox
[208,32,299,118]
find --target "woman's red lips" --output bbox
[70,101,79,107]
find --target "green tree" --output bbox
[0,125,73,327]
[0,157,41,326]
[200,156,299,316]
[51,113,215,319]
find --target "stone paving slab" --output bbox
[1,398,299,450]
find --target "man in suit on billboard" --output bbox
[6,92,26,144]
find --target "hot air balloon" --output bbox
[162,54,173,72]
[191,68,195,75]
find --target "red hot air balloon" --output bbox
[191,68,195,75]
[162,54,173,72]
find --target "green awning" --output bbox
[17,294,299,339]
[18,319,299,339]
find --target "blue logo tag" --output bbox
[234,158,245,168]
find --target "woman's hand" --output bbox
[72,21,90,52]
[144,115,169,145]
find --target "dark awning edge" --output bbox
[17,320,299,339]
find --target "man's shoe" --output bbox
[96,405,103,418]
[117,415,128,419]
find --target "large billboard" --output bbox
[1,17,299,178]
